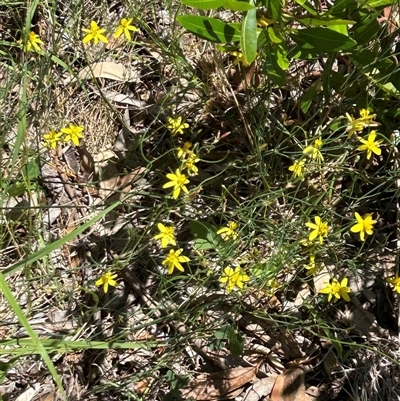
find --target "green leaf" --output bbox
[291,28,357,51]
[267,26,283,43]
[329,0,351,15]
[241,8,258,64]
[177,15,241,43]
[265,0,282,20]
[352,18,380,45]
[23,158,40,180]
[265,43,286,86]
[223,0,256,11]
[275,44,289,70]
[227,329,244,355]
[301,78,321,113]
[294,0,318,15]
[181,0,225,9]
[214,325,233,339]
[296,17,355,26]
[360,0,397,8]
[189,220,220,250]
[7,181,26,197]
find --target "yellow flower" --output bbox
[230,51,250,67]
[319,278,351,303]
[61,124,84,146]
[162,249,189,274]
[350,212,376,241]
[82,21,108,44]
[95,272,118,293]
[304,254,322,277]
[43,130,63,149]
[359,108,379,128]
[153,223,176,248]
[24,31,44,52]
[183,152,200,176]
[166,116,189,136]
[219,266,250,293]
[288,160,305,180]
[176,142,192,159]
[305,216,329,244]
[217,221,238,241]
[387,273,400,294]
[345,113,364,137]
[113,18,139,41]
[303,138,323,161]
[357,131,382,160]
[163,169,190,199]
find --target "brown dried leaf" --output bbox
[99,167,146,200]
[182,365,258,401]
[270,368,306,401]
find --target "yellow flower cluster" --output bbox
[43,124,84,149]
[82,18,139,45]
[303,211,379,302]
[346,109,383,160]
[153,223,190,274]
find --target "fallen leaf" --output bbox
[243,376,277,401]
[182,365,258,400]
[270,367,306,401]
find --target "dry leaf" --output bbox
[182,365,258,400]
[63,62,135,84]
[243,376,277,401]
[270,368,306,401]
[99,167,146,200]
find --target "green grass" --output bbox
[0,0,400,399]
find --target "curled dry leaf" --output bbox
[270,367,306,401]
[181,364,259,401]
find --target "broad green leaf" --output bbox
[7,181,26,197]
[301,78,321,113]
[328,24,348,35]
[189,220,220,250]
[294,0,318,15]
[177,15,241,43]
[360,0,397,8]
[291,28,357,51]
[265,0,282,21]
[296,17,355,26]
[241,8,258,64]
[214,325,233,339]
[275,44,289,70]
[257,28,269,48]
[227,329,244,355]
[329,0,351,15]
[265,43,286,86]
[352,18,380,45]
[289,44,320,60]
[23,158,40,180]
[181,0,225,9]
[352,50,394,70]
[267,26,283,43]
[224,0,256,11]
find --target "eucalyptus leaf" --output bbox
[224,0,256,11]
[177,15,241,43]
[241,8,258,64]
[181,0,225,9]
[291,28,357,51]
